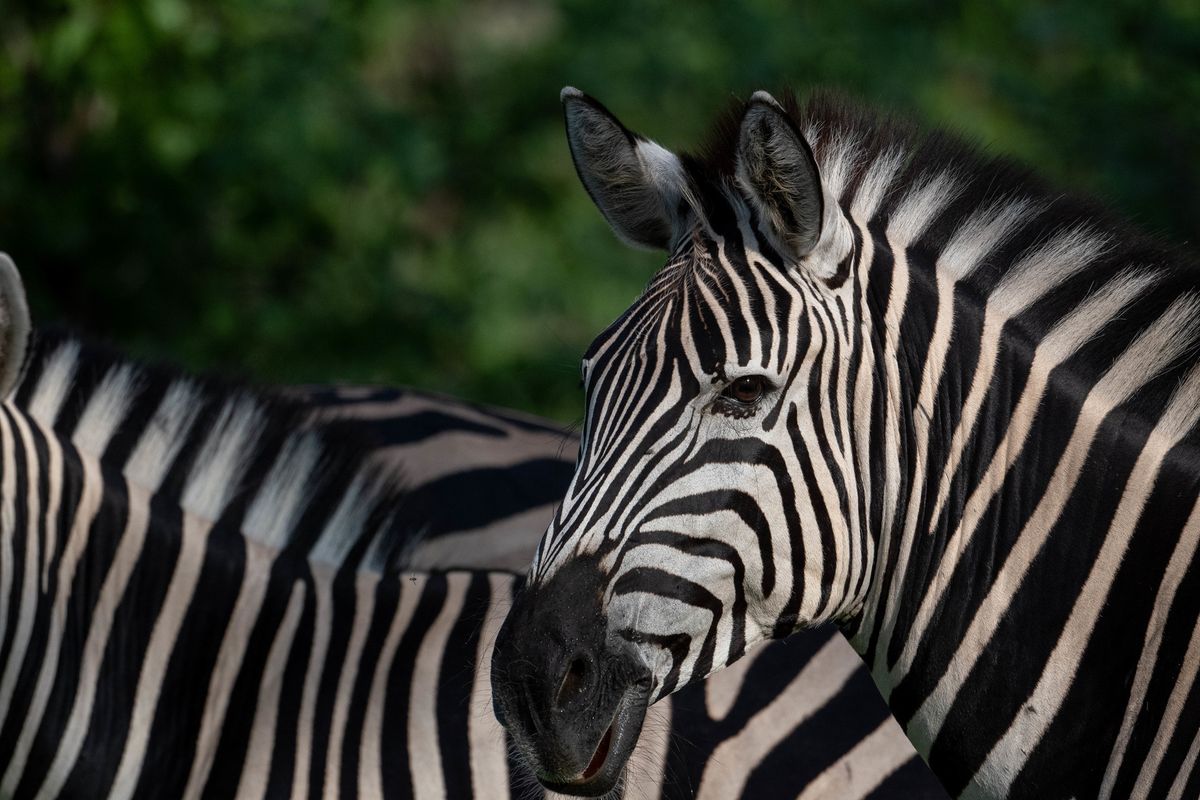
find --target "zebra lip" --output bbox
[580,724,614,781]
[539,685,648,796]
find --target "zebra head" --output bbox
[492,90,869,795]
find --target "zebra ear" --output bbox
[561,87,687,251]
[0,254,30,398]
[735,91,825,261]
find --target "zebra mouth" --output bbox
[581,724,614,780]
[538,686,648,796]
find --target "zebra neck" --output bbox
[833,177,1200,793]
[847,214,1081,667]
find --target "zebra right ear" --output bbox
[561,87,688,251]
[735,91,825,262]
[0,254,30,398]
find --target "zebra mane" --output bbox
[684,89,1194,281]
[12,327,424,574]
[675,90,1200,431]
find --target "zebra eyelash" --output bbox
[710,375,777,418]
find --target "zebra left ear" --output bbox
[736,92,830,268]
[0,254,30,398]
[561,87,688,251]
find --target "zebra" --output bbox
[0,255,946,797]
[491,88,1200,799]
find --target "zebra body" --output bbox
[289,385,577,572]
[0,263,945,796]
[3,334,439,797]
[491,90,1200,798]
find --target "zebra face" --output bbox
[493,89,863,795]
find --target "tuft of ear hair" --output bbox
[735,91,825,260]
[561,87,688,251]
[0,254,30,398]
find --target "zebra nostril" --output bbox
[520,681,542,736]
[555,654,591,708]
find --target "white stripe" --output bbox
[850,149,904,222]
[410,573,470,800]
[855,171,959,664]
[0,433,100,795]
[34,481,153,799]
[704,642,763,722]
[27,341,80,427]
[1135,613,1200,798]
[1128,466,1200,799]
[124,380,201,491]
[38,404,64,592]
[1167,722,1200,800]
[1101,498,1200,798]
[183,540,277,799]
[109,513,215,800]
[795,717,920,800]
[818,131,860,199]
[358,574,424,798]
[182,396,263,521]
[929,249,1136,529]
[898,270,1158,680]
[291,567,332,800]
[0,408,16,674]
[468,573,513,799]
[323,573,376,799]
[910,296,1200,749]
[877,198,1034,684]
[234,579,308,800]
[694,635,860,800]
[71,363,137,457]
[402,506,557,572]
[243,433,320,551]
[310,472,376,568]
[50,362,135,589]
[368,429,576,487]
[968,362,1200,797]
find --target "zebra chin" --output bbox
[491,556,653,796]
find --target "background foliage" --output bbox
[2,0,1197,421]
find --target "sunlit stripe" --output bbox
[358,575,424,798]
[1101,497,1200,798]
[969,362,1200,796]
[693,635,859,800]
[34,481,153,798]
[897,270,1159,681]
[235,579,307,800]
[468,574,513,798]
[911,297,1200,748]
[877,198,1031,668]
[409,573,469,800]
[857,171,960,673]
[0,425,99,795]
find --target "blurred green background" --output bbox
[2,1,1197,422]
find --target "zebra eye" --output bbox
[724,376,768,404]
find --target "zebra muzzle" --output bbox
[491,556,652,796]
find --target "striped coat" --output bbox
[491,89,1200,799]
